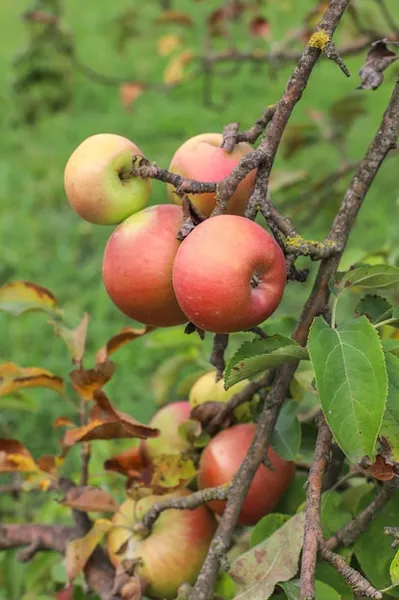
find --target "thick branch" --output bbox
[300,417,332,600]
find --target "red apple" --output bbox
[142,401,192,461]
[64,133,151,224]
[198,423,295,525]
[102,204,187,327]
[172,215,287,333]
[167,133,257,216]
[107,489,217,599]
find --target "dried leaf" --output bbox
[150,454,197,491]
[362,454,396,481]
[249,16,270,38]
[156,10,194,27]
[56,585,74,600]
[0,362,64,396]
[54,416,75,428]
[37,455,59,476]
[104,446,145,479]
[358,40,399,90]
[121,575,144,600]
[70,361,115,400]
[0,439,38,473]
[66,519,112,581]
[49,313,89,365]
[62,391,159,448]
[61,486,119,513]
[0,281,57,316]
[120,83,145,111]
[96,326,155,365]
[163,49,194,85]
[157,34,182,56]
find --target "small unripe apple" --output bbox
[189,371,255,422]
[108,489,217,599]
[64,133,151,224]
[198,423,295,525]
[172,215,287,333]
[142,401,192,461]
[167,133,257,216]
[102,204,187,327]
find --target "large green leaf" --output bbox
[379,353,399,461]
[355,294,392,324]
[229,512,305,599]
[308,316,387,463]
[225,336,308,389]
[320,490,352,538]
[271,400,302,461]
[383,339,399,357]
[335,264,399,294]
[250,514,291,549]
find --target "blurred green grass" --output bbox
[0,0,398,464]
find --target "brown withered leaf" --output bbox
[0,439,38,473]
[56,585,74,600]
[49,313,89,366]
[62,391,159,448]
[0,363,64,397]
[358,39,399,90]
[0,280,57,316]
[104,445,145,479]
[111,562,148,599]
[362,454,396,481]
[121,576,144,600]
[120,83,145,111]
[96,326,155,365]
[156,10,194,27]
[70,361,115,400]
[249,16,270,38]
[54,416,75,428]
[37,454,59,476]
[66,519,112,581]
[23,10,59,24]
[61,486,119,513]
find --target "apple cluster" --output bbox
[106,371,295,599]
[64,132,287,334]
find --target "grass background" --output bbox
[0,0,398,471]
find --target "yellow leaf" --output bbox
[6,453,38,472]
[49,313,89,365]
[0,281,57,316]
[0,363,64,396]
[96,326,155,365]
[66,519,112,581]
[163,49,194,85]
[157,34,182,56]
[69,361,115,401]
[0,439,38,473]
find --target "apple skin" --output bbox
[108,489,217,599]
[167,133,257,217]
[141,401,192,461]
[102,204,187,327]
[172,215,287,333]
[64,133,151,225]
[189,371,255,422]
[198,423,295,526]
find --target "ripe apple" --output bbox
[64,133,151,225]
[172,215,287,333]
[198,423,295,525]
[141,401,192,461]
[107,489,217,599]
[102,204,187,327]
[167,133,257,216]
[189,371,256,422]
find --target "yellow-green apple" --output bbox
[107,489,217,599]
[198,423,295,525]
[141,401,192,461]
[167,133,257,216]
[102,204,187,327]
[189,371,255,422]
[64,133,151,224]
[172,215,287,333]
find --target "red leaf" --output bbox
[249,16,270,38]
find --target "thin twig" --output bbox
[209,334,229,381]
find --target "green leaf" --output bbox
[225,336,308,389]
[320,490,352,538]
[355,294,392,324]
[275,471,308,516]
[390,548,399,586]
[214,572,236,600]
[229,511,305,599]
[279,578,341,599]
[316,557,354,599]
[337,264,399,294]
[152,353,193,405]
[379,353,399,461]
[250,514,291,548]
[271,400,302,461]
[308,316,387,463]
[354,490,399,594]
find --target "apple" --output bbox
[167,133,257,217]
[172,215,287,333]
[198,423,295,525]
[107,489,217,599]
[64,133,151,224]
[102,204,187,327]
[142,401,192,461]
[189,371,256,423]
